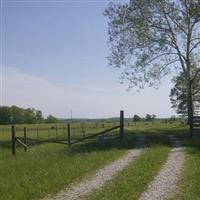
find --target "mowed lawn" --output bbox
[1,122,200,200]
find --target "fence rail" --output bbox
[71,125,120,145]
[11,111,125,155]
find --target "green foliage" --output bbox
[145,114,152,121]
[145,114,156,121]
[170,67,200,116]
[168,115,179,123]
[190,1,200,20]
[152,114,156,120]
[104,1,200,131]
[133,114,141,122]
[45,115,60,123]
[0,105,44,124]
[0,106,62,125]
[104,0,200,89]
[0,106,11,124]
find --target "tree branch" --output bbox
[162,59,179,69]
[166,12,187,35]
[189,41,200,53]
[191,68,200,83]
[142,52,179,68]
[191,37,200,42]
[159,1,187,75]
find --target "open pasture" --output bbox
[0,120,135,200]
[1,121,200,200]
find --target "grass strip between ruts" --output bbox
[86,144,171,200]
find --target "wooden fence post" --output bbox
[24,127,27,152]
[120,110,124,139]
[67,123,71,147]
[11,125,16,155]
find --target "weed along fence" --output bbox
[11,111,125,155]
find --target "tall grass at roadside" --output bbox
[168,135,200,200]
[0,122,187,200]
[0,134,136,200]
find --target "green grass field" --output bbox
[0,121,136,200]
[1,121,200,200]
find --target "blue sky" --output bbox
[1,0,175,118]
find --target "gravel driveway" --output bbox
[44,136,145,200]
[139,135,185,200]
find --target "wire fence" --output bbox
[1,114,165,157]
[0,119,131,155]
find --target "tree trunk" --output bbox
[187,79,194,137]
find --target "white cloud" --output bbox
[2,66,175,118]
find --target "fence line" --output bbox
[11,111,125,155]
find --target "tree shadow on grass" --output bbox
[179,134,200,156]
[66,133,136,156]
[0,140,12,150]
[146,125,200,156]
[66,129,173,156]
[0,130,135,154]
[2,125,200,157]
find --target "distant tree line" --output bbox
[133,114,156,122]
[133,114,181,124]
[0,105,60,124]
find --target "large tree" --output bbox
[170,65,200,116]
[45,115,60,124]
[104,0,200,136]
[133,114,141,122]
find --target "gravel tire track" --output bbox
[139,135,185,200]
[44,136,145,200]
